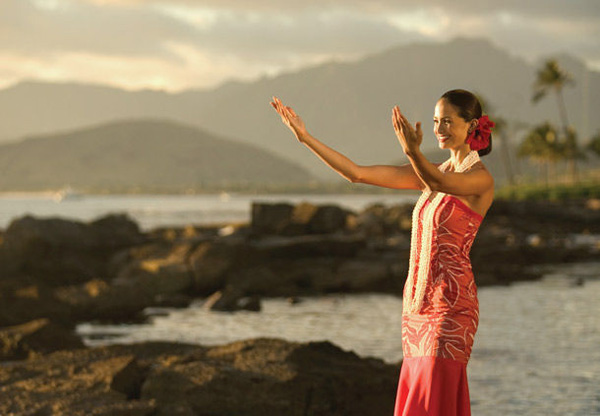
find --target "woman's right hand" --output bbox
[270,96,308,142]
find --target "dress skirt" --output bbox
[393,356,471,416]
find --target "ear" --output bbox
[468,119,479,133]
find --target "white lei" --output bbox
[402,150,481,315]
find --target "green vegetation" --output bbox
[496,179,600,201]
[531,59,581,181]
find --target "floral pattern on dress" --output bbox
[402,195,482,364]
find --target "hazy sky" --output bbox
[1,0,599,91]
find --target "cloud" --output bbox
[68,0,600,20]
[0,0,196,58]
[1,0,599,91]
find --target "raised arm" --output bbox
[270,96,426,190]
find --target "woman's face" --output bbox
[433,99,473,150]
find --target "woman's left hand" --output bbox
[392,106,422,155]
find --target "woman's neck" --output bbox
[448,145,472,171]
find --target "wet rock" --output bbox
[251,202,295,234]
[332,259,393,292]
[0,284,74,328]
[3,214,145,285]
[108,356,147,399]
[236,296,262,312]
[0,343,176,416]
[189,239,243,294]
[293,202,351,234]
[203,287,261,312]
[250,234,366,258]
[152,293,193,308]
[54,279,153,322]
[355,203,414,236]
[115,243,195,296]
[142,338,398,416]
[251,202,353,235]
[0,339,398,416]
[287,296,302,305]
[0,318,84,361]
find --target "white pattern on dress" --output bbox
[402,150,481,315]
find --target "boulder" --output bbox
[0,318,84,361]
[141,338,398,416]
[331,259,393,292]
[251,202,295,234]
[355,203,414,236]
[54,279,153,322]
[0,283,74,328]
[293,202,352,234]
[115,243,195,296]
[3,214,145,285]
[251,202,353,235]
[203,287,262,312]
[0,339,398,416]
[189,238,253,294]
[250,234,366,259]
[0,343,174,416]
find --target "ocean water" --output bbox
[78,262,600,416]
[0,191,417,231]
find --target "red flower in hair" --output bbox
[466,115,495,151]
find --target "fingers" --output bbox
[271,96,295,120]
[271,96,289,122]
[415,121,423,139]
[392,106,407,133]
[286,106,297,117]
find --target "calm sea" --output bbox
[0,191,418,231]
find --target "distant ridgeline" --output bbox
[0,119,315,193]
[0,37,598,184]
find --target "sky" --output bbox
[1,0,599,92]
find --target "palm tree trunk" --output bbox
[499,133,515,185]
[555,88,578,182]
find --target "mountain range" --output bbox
[0,37,598,185]
[0,119,313,192]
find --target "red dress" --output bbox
[394,152,484,416]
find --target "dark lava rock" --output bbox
[2,214,145,285]
[0,339,399,416]
[0,318,84,361]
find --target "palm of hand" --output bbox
[392,105,422,153]
[270,96,307,140]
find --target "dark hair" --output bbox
[440,89,492,156]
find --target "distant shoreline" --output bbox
[0,184,419,197]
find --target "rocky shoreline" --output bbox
[1,198,598,325]
[0,198,598,414]
[0,337,399,416]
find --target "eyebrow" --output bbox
[433,116,452,120]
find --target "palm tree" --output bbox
[518,123,563,186]
[532,59,577,181]
[587,130,600,157]
[475,94,516,185]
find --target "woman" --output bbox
[270,89,494,416]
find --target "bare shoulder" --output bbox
[468,161,494,181]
